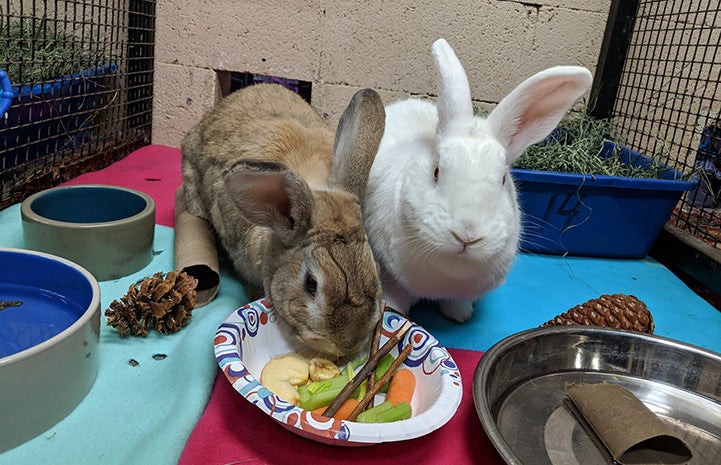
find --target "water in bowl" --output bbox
[0,283,84,358]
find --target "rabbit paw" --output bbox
[440,299,475,323]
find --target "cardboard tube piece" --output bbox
[174,185,220,307]
[566,382,693,465]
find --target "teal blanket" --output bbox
[1,199,720,465]
[0,204,246,465]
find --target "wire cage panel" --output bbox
[0,0,155,209]
[604,0,721,250]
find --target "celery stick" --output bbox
[300,386,345,410]
[303,374,348,395]
[355,401,395,423]
[356,401,412,423]
[355,379,368,401]
[345,362,355,380]
[375,353,395,393]
[299,374,368,411]
[349,353,368,371]
[374,402,412,423]
[298,374,349,410]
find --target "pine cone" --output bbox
[542,294,654,334]
[105,271,198,336]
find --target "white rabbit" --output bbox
[363,38,593,322]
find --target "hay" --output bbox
[513,109,675,179]
[1,16,98,85]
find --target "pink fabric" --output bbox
[63,144,182,228]
[65,145,501,465]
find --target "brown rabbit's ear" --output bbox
[329,88,385,199]
[224,160,313,244]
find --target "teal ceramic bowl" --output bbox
[21,184,155,281]
[0,248,101,452]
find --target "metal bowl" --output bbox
[0,248,101,452]
[474,326,721,465]
[21,184,155,281]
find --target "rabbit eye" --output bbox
[304,274,318,297]
[433,166,439,183]
[502,173,507,185]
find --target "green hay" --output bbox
[513,109,684,180]
[1,16,98,85]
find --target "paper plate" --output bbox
[214,298,462,445]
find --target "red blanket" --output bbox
[67,145,503,465]
[180,348,503,465]
[64,144,182,228]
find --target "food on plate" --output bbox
[339,342,413,421]
[321,320,411,418]
[356,400,412,423]
[385,368,416,406]
[259,315,417,423]
[259,354,310,405]
[309,358,342,382]
[312,398,359,421]
[299,372,352,411]
[373,353,395,393]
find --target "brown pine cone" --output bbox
[106,271,198,336]
[542,294,654,334]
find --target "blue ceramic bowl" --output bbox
[0,248,101,452]
[21,184,155,281]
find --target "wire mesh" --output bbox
[0,0,155,209]
[609,0,721,250]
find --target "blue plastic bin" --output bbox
[0,64,115,171]
[512,141,698,258]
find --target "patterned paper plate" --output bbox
[214,298,462,446]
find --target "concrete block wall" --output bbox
[152,0,612,147]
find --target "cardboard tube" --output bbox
[174,185,220,307]
[566,382,693,465]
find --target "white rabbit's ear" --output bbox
[486,66,593,162]
[432,38,474,137]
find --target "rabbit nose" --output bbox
[451,230,483,247]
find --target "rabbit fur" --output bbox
[181,83,386,358]
[363,38,593,322]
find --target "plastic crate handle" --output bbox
[0,68,13,116]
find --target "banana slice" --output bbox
[260,355,310,405]
[309,357,342,382]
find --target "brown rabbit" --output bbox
[181,83,385,358]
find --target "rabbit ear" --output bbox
[225,160,313,245]
[329,88,385,200]
[486,66,593,162]
[432,38,474,138]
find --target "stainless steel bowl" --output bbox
[474,326,721,465]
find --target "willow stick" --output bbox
[365,303,386,409]
[346,341,414,421]
[322,319,412,418]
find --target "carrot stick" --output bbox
[385,368,416,405]
[312,398,359,421]
[312,406,326,416]
[333,398,360,421]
